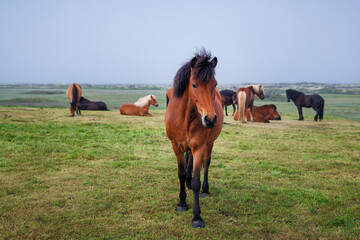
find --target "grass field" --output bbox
[0,84,360,239]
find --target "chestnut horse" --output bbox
[235,104,281,123]
[165,50,223,228]
[120,95,158,116]
[220,89,237,116]
[66,83,82,117]
[236,84,265,123]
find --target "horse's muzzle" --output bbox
[203,115,217,128]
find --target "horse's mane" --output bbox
[247,84,263,94]
[173,49,215,97]
[134,95,156,107]
[286,89,304,100]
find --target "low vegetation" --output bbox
[0,105,359,239]
[0,84,359,239]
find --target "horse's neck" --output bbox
[140,101,151,110]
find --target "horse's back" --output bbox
[120,103,137,115]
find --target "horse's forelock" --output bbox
[192,50,215,82]
[173,49,215,97]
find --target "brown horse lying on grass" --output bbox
[120,95,158,116]
[235,104,281,123]
[66,83,82,117]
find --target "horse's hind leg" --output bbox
[232,103,236,116]
[185,151,193,189]
[314,112,319,121]
[297,106,303,120]
[225,105,228,116]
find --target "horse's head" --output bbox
[189,55,218,128]
[256,84,265,100]
[269,105,281,120]
[150,95,159,107]
[286,90,291,102]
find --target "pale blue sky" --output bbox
[0,0,359,84]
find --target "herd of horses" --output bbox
[66,50,325,228]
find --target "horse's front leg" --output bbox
[232,103,236,116]
[201,156,211,198]
[192,147,205,228]
[297,106,303,120]
[173,146,188,212]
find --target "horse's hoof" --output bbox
[176,205,188,212]
[200,192,210,198]
[192,220,205,228]
[69,115,74,117]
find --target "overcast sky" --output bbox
[0,0,359,85]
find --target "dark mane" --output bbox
[286,89,304,100]
[173,49,215,97]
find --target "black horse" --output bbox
[79,97,108,110]
[220,90,237,116]
[286,89,324,121]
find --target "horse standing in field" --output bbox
[165,50,223,228]
[220,90,237,116]
[234,104,281,123]
[236,84,265,123]
[120,95,158,116]
[286,89,325,121]
[79,97,108,110]
[66,83,82,117]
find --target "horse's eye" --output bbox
[192,84,197,89]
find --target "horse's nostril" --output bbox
[204,116,210,124]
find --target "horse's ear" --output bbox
[191,57,197,68]
[211,57,218,68]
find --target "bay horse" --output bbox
[79,97,108,110]
[236,84,265,123]
[165,50,223,228]
[286,89,325,121]
[220,89,237,116]
[234,104,281,123]
[119,95,158,116]
[66,83,82,117]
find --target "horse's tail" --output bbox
[71,83,78,110]
[238,91,246,121]
[319,100,325,120]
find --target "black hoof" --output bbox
[192,220,205,228]
[176,205,188,212]
[200,192,210,198]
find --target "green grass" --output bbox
[0,105,359,239]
